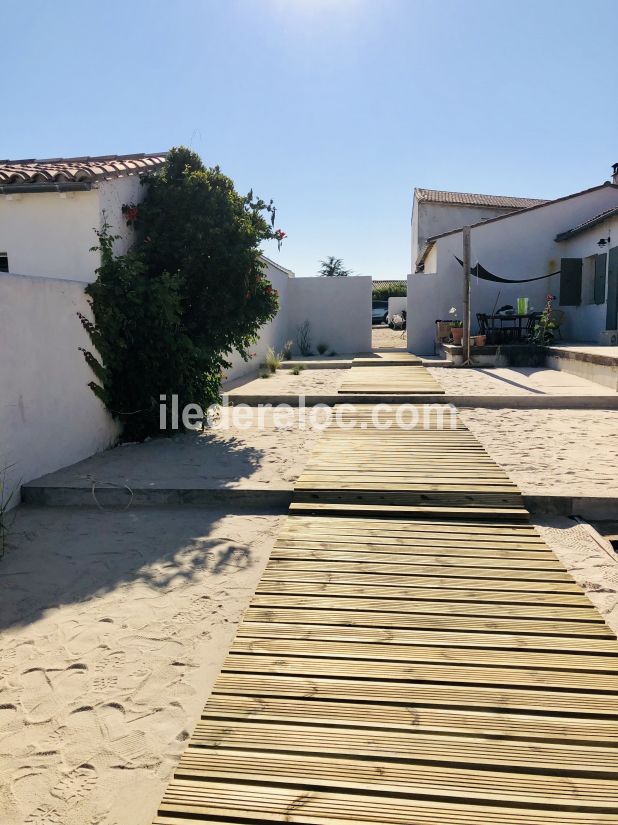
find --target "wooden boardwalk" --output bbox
[153,402,618,824]
[339,355,444,394]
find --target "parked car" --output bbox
[372,300,388,325]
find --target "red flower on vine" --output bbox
[123,204,139,224]
[274,228,286,250]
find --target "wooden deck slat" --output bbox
[152,400,618,823]
[203,695,618,741]
[175,748,618,807]
[223,652,618,692]
[244,606,614,638]
[212,673,618,716]
[191,720,618,772]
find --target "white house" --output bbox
[411,188,546,271]
[0,153,166,282]
[408,179,618,354]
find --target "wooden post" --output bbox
[462,226,471,365]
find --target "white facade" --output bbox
[408,184,618,354]
[554,216,618,340]
[411,189,543,270]
[0,176,143,283]
[0,272,118,506]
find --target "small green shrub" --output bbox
[317,343,328,355]
[281,339,294,360]
[0,465,16,560]
[291,367,301,375]
[264,346,280,373]
[296,320,313,356]
[259,370,271,379]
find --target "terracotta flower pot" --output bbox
[451,327,463,345]
[475,334,487,347]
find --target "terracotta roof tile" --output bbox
[0,152,166,186]
[415,188,546,209]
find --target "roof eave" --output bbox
[0,182,92,195]
[415,240,435,272]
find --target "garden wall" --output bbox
[224,259,294,382]
[0,272,118,506]
[224,271,373,381]
[287,275,372,355]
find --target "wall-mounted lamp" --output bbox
[598,236,611,247]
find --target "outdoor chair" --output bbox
[476,313,488,335]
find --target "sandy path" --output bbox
[226,368,346,397]
[460,408,618,497]
[0,507,281,825]
[32,412,323,491]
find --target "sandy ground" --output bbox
[430,366,614,396]
[536,518,618,637]
[460,408,618,497]
[371,325,407,349]
[226,368,346,398]
[30,411,323,491]
[0,507,282,825]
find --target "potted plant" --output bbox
[475,334,487,347]
[449,307,463,344]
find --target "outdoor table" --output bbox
[484,313,539,343]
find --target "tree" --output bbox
[319,256,352,277]
[81,147,280,440]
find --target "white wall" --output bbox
[0,190,100,281]
[0,273,118,506]
[287,275,372,355]
[223,260,293,382]
[388,296,407,319]
[412,197,530,269]
[408,185,618,354]
[0,177,146,283]
[98,177,142,258]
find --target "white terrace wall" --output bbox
[408,185,618,354]
[287,275,372,355]
[0,273,118,506]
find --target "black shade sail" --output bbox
[455,256,559,283]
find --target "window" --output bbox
[0,252,8,272]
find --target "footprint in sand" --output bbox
[24,765,98,825]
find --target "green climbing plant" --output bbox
[80,147,281,440]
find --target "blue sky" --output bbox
[3,0,618,278]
